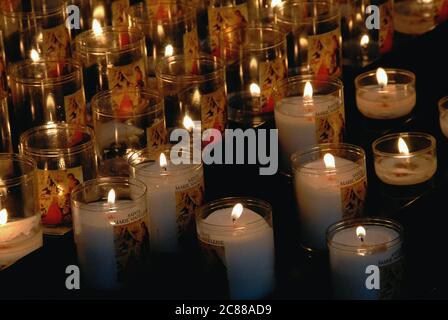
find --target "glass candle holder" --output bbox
[92,88,167,177]
[128,145,204,253]
[129,2,199,87]
[71,177,149,289]
[74,26,147,105]
[0,153,42,270]
[19,124,98,235]
[339,0,394,67]
[0,93,12,152]
[394,0,443,36]
[8,59,87,148]
[0,32,7,91]
[196,197,275,300]
[247,0,282,24]
[355,68,416,120]
[291,143,367,251]
[275,75,345,173]
[439,96,448,138]
[222,25,287,120]
[0,0,72,64]
[88,0,134,28]
[275,0,342,77]
[156,54,227,134]
[327,217,404,300]
[372,132,437,186]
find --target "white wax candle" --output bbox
[200,207,275,299]
[374,155,437,185]
[329,225,402,300]
[356,84,416,119]
[294,157,366,250]
[133,161,204,253]
[275,96,344,170]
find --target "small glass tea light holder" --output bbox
[156,54,227,134]
[221,25,287,123]
[128,145,204,253]
[438,96,448,138]
[196,197,275,300]
[340,0,394,67]
[227,90,272,128]
[74,25,147,105]
[274,0,342,77]
[71,177,149,289]
[372,132,437,186]
[275,75,345,174]
[394,0,441,36]
[92,88,167,177]
[327,217,404,300]
[291,143,367,252]
[0,154,42,270]
[0,93,12,152]
[0,0,72,65]
[19,124,98,235]
[8,59,87,146]
[355,68,416,120]
[247,0,283,24]
[129,2,199,87]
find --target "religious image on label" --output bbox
[200,88,227,133]
[64,89,87,125]
[175,179,204,237]
[308,28,342,78]
[380,2,394,54]
[259,58,287,113]
[42,24,70,59]
[340,176,367,219]
[315,106,345,143]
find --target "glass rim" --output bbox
[355,68,416,88]
[197,197,272,231]
[20,124,95,157]
[0,153,36,187]
[291,143,366,175]
[75,26,145,54]
[91,89,164,118]
[129,1,197,25]
[155,54,225,83]
[372,132,436,158]
[438,96,448,112]
[0,1,66,19]
[221,25,287,52]
[71,176,147,212]
[326,217,403,253]
[275,0,340,25]
[8,59,82,86]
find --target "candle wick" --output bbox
[232,218,236,225]
[360,237,364,242]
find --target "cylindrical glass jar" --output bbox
[327,217,404,300]
[19,124,98,234]
[372,132,437,186]
[156,54,227,134]
[8,59,86,147]
[291,143,367,251]
[71,176,149,289]
[275,75,345,173]
[438,96,448,138]
[196,197,275,300]
[394,0,443,36]
[92,88,167,177]
[0,153,42,270]
[275,0,342,77]
[0,0,72,64]
[0,93,12,152]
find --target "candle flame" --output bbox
[231,203,243,222]
[376,68,388,87]
[323,153,336,169]
[164,44,174,58]
[107,189,116,205]
[304,81,313,100]
[0,208,7,225]
[30,49,40,62]
[183,115,195,131]
[93,5,105,19]
[92,19,103,36]
[360,34,369,48]
[159,153,168,168]
[249,57,258,70]
[271,0,282,7]
[398,137,410,155]
[192,89,201,105]
[356,226,366,239]
[250,83,261,96]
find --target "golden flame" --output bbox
[323,153,336,169]
[360,34,369,47]
[159,153,168,168]
[271,0,282,7]
[183,115,195,131]
[303,81,313,100]
[398,137,410,154]
[376,68,388,87]
[231,203,243,222]
[30,49,40,62]
[107,189,116,205]
[0,208,7,225]
[164,44,174,58]
[356,226,366,239]
[249,57,258,70]
[250,83,261,96]
[92,19,103,36]
[93,5,105,19]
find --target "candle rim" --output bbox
[355,68,416,90]
[274,1,339,25]
[128,1,197,25]
[372,132,436,158]
[0,154,36,188]
[0,0,66,19]
[221,26,287,52]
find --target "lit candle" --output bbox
[327,218,404,299]
[196,198,275,299]
[355,68,416,120]
[292,144,367,251]
[373,132,437,185]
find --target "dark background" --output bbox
[2,22,448,300]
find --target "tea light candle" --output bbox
[292,144,367,251]
[355,68,416,120]
[327,218,404,300]
[373,133,437,186]
[196,198,275,299]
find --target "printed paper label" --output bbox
[112,0,130,27]
[308,28,342,77]
[200,88,227,133]
[379,2,394,54]
[64,89,87,125]
[315,102,345,143]
[340,169,367,219]
[42,24,70,59]
[259,58,288,113]
[146,118,167,148]
[183,26,200,72]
